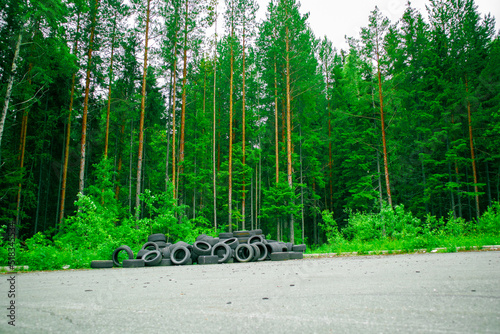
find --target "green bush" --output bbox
[138,188,198,243]
[319,210,344,244]
[477,202,500,234]
[343,204,422,242]
[16,233,98,271]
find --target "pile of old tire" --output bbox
[90,229,306,269]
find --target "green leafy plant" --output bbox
[477,202,500,234]
[138,186,196,243]
[319,210,344,244]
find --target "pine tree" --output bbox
[361,6,393,208]
[135,0,152,219]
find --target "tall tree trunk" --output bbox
[372,88,384,210]
[104,14,117,158]
[485,161,491,207]
[135,0,151,219]
[285,21,294,244]
[180,0,189,173]
[35,120,46,234]
[128,120,133,214]
[115,120,125,200]
[465,76,480,219]
[274,56,279,185]
[255,166,258,229]
[79,0,100,194]
[217,97,221,172]
[241,22,247,230]
[15,108,28,231]
[324,59,333,211]
[375,35,392,208]
[171,37,179,199]
[16,31,37,234]
[300,128,304,242]
[59,15,81,226]
[447,138,456,218]
[258,139,262,229]
[455,161,462,217]
[450,114,462,217]
[228,2,235,232]
[329,117,333,211]
[251,172,254,230]
[213,6,218,232]
[0,31,23,166]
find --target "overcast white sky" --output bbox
[252,0,500,50]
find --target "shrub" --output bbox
[138,188,196,243]
[343,204,422,242]
[477,202,500,234]
[319,210,344,244]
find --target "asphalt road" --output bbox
[1,251,499,333]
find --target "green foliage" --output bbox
[344,204,421,241]
[318,210,344,244]
[314,202,500,255]
[342,204,473,242]
[260,182,301,221]
[477,202,500,234]
[137,186,198,243]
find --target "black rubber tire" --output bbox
[123,259,145,268]
[250,244,261,262]
[206,237,220,247]
[277,242,288,251]
[112,245,134,267]
[218,232,233,239]
[196,234,209,241]
[160,247,171,259]
[143,250,162,266]
[136,249,149,259]
[193,240,212,256]
[289,251,304,260]
[253,242,268,261]
[223,237,239,249]
[159,259,172,266]
[91,260,113,269]
[148,233,166,243]
[154,241,168,249]
[250,229,263,235]
[292,244,307,252]
[237,236,250,244]
[265,243,288,254]
[170,245,191,265]
[270,252,290,261]
[191,250,199,264]
[211,242,232,263]
[170,241,191,251]
[141,241,159,251]
[198,255,219,265]
[267,239,277,243]
[233,230,251,237]
[285,242,293,252]
[234,244,254,262]
[248,235,264,244]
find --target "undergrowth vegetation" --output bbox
[0,160,216,271]
[1,197,499,271]
[312,202,500,254]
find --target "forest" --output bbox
[1,0,500,265]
